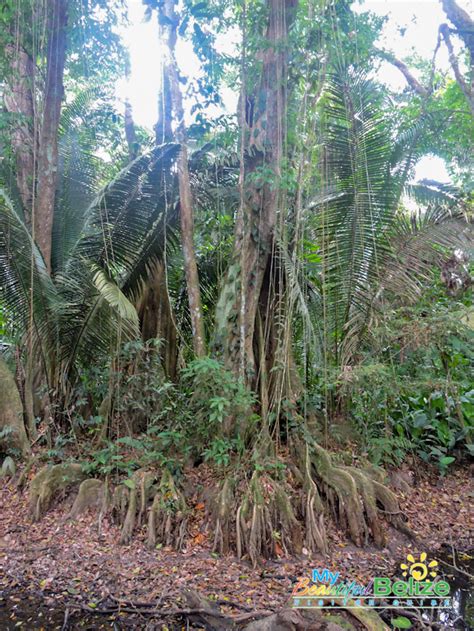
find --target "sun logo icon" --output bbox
[400,553,438,582]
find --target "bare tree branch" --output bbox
[441,0,474,55]
[440,0,474,114]
[440,23,474,113]
[375,49,429,97]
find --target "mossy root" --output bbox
[147,469,187,550]
[68,479,106,520]
[29,463,85,521]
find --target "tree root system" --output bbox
[25,439,411,563]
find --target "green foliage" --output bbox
[181,357,257,440]
[342,285,473,473]
[76,349,255,474]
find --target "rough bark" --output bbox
[160,0,206,357]
[136,261,179,380]
[216,0,297,384]
[35,0,68,272]
[3,44,35,221]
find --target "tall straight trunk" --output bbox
[216,0,296,382]
[160,0,206,357]
[35,0,68,272]
[156,71,173,144]
[124,99,138,160]
[4,44,35,222]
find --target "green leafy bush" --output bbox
[341,293,473,473]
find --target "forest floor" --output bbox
[0,463,473,630]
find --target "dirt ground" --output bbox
[0,464,472,629]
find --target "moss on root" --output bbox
[147,469,187,550]
[68,479,106,520]
[29,463,85,521]
[24,436,410,562]
[212,469,304,567]
[307,442,412,547]
[119,469,158,544]
[211,440,410,564]
[1,456,16,479]
[213,477,234,555]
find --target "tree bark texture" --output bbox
[215,0,297,383]
[4,44,35,222]
[35,0,68,272]
[136,261,179,381]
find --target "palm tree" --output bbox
[303,68,472,369]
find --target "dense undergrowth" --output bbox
[2,278,470,566]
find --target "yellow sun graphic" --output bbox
[400,552,438,581]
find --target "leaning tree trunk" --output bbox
[35,0,68,273]
[159,0,206,358]
[215,0,297,387]
[440,0,474,114]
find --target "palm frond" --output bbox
[92,266,140,334]
[309,69,472,365]
[53,87,108,272]
[0,188,57,364]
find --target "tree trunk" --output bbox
[4,44,35,223]
[156,71,173,144]
[35,0,68,272]
[124,100,138,160]
[0,358,30,458]
[136,262,179,381]
[216,0,297,383]
[160,0,206,357]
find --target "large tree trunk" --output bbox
[160,0,206,357]
[35,0,68,272]
[216,0,297,384]
[136,262,179,381]
[4,44,35,222]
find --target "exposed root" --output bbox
[237,470,302,567]
[68,478,106,520]
[310,444,366,546]
[1,456,16,479]
[28,463,85,521]
[372,478,414,538]
[120,469,158,544]
[342,467,385,547]
[212,477,234,555]
[147,469,188,550]
[111,484,129,525]
[301,447,328,555]
[16,455,40,490]
[305,442,410,547]
[210,439,401,565]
